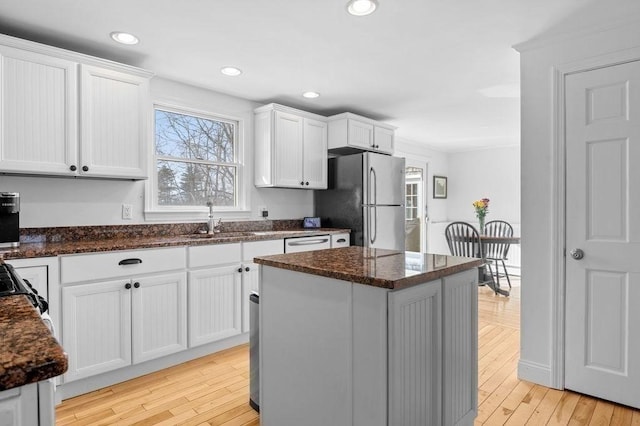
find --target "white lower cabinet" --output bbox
[188,265,241,347]
[62,271,187,382]
[188,243,243,347]
[60,247,187,382]
[261,267,477,426]
[0,384,38,426]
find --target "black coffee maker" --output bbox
[0,192,20,248]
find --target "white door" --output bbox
[405,160,428,253]
[302,117,327,189]
[62,279,132,382]
[565,60,640,408]
[274,110,304,188]
[131,272,188,363]
[188,265,242,347]
[0,46,78,175]
[80,65,148,179]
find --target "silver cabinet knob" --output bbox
[570,248,584,260]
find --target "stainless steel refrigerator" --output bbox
[314,152,406,250]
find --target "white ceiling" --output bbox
[0,0,589,152]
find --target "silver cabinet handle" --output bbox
[287,238,329,246]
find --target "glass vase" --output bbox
[479,216,485,235]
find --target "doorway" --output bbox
[405,159,428,252]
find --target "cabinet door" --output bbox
[374,126,394,154]
[188,265,242,347]
[0,46,78,175]
[0,384,39,426]
[347,119,374,150]
[62,279,132,382]
[241,261,260,333]
[80,65,148,179]
[274,110,304,187]
[388,280,442,426]
[303,118,328,189]
[131,272,188,364]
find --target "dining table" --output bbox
[451,234,521,296]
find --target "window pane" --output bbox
[155,109,235,162]
[157,160,236,206]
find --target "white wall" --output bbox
[2,77,313,228]
[447,146,520,226]
[516,1,640,387]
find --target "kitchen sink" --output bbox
[179,231,255,238]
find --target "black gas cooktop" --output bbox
[0,263,48,313]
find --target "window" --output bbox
[405,166,423,221]
[405,183,418,220]
[153,107,240,209]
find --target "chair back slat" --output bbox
[483,220,514,259]
[445,222,483,259]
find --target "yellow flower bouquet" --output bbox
[473,198,490,232]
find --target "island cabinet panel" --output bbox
[388,281,442,426]
[260,265,478,426]
[260,269,353,426]
[443,269,478,425]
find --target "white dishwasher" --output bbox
[284,235,331,253]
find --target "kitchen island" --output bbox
[254,247,482,426]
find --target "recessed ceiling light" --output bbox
[220,66,242,77]
[346,0,378,16]
[302,91,320,99]
[110,31,139,45]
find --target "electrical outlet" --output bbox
[122,204,133,220]
[259,206,268,218]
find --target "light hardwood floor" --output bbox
[57,279,640,425]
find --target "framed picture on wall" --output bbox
[433,175,447,199]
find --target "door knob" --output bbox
[570,248,584,260]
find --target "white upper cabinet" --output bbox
[80,65,148,179]
[0,36,151,179]
[254,103,327,189]
[328,112,396,155]
[0,46,78,175]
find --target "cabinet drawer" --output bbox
[243,239,284,261]
[331,233,350,248]
[188,243,241,268]
[60,247,186,284]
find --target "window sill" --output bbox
[144,208,253,223]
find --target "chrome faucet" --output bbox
[206,201,222,234]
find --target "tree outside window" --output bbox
[155,108,239,207]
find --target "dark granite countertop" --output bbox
[0,295,68,391]
[0,226,349,260]
[254,246,482,290]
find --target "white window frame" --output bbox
[144,102,249,221]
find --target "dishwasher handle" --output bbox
[286,238,330,246]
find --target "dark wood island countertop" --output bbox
[0,295,68,391]
[254,246,482,290]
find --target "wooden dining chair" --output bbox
[483,220,514,288]
[445,221,493,286]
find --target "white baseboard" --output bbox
[517,359,559,389]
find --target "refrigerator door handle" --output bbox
[371,206,377,244]
[369,166,377,205]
